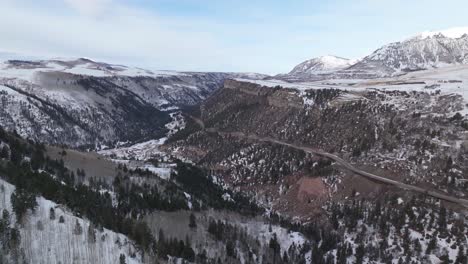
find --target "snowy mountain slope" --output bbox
[418,27,468,39]
[0,179,142,264]
[338,27,468,78]
[277,27,468,81]
[0,58,267,147]
[289,55,354,75]
[0,58,186,79]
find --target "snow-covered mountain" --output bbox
[339,27,468,78]
[0,58,267,147]
[278,27,468,80]
[289,55,354,75]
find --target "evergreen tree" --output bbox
[0,146,9,160]
[189,213,197,229]
[355,243,365,264]
[426,237,437,254]
[88,224,96,243]
[49,207,56,220]
[269,233,280,264]
[455,245,466,264]
[11,188,37,223]
[438,205,447,234]
[226,240,235,258]
[73,220,83,235]
[119,254,126,264]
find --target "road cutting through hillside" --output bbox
[191,116,468,208]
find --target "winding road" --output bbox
[190,115,468,208]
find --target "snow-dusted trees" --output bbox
[0,209,26,263]
[73,219,83,235]
[49,207,55,220]
[88,224,97,243]
[10,188,37,223]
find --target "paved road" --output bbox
[187,115,468,208]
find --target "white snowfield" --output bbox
[289,55,355,75]
[0,179,143,264]
[417,27,468,39]
[0,58,185,82]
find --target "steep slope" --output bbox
[169,78,468,216]
[162,76,468,263]
[0,123,316,264]
[0,179,143,264]
[0,58,267,147]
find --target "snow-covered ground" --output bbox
[99,138,167,161]
[289,55,355,75]
[98,111,185,180]
[417,27,468,39]
[241,221,307,255]
[0,58,185,82]
[0,179,142,264]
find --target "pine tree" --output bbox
[119,254,126,264]
[74,220,83,235]
[355,243,365,264]
[49,207,56,220]
[440,253,450,264]
[88,224,96,243]
[455,245,466,264]
[0,146,9,159]
[11,188,37,223]
[189,213,197,229]
[438,205,447,234]
[426,237,437,254]
[269,233,280,264]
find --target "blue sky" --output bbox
[1,0,467,74]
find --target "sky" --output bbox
[1,0,468,74]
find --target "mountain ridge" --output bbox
[280,27,468,80]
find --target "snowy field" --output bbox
[0,58,185,82]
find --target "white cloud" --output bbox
[63,0,112,16]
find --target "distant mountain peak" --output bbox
[336,27,468,78]
[289,55,354,75]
